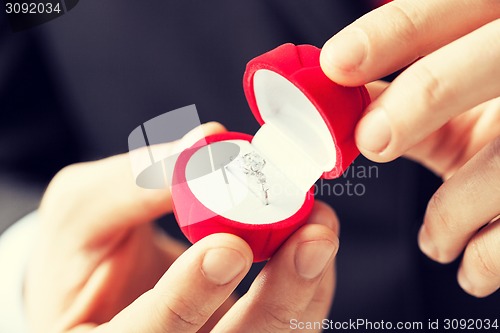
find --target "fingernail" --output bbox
[356,108,391,153]
[201,248,246,285]
[418,225,438,259]
[295,240,336,280]
[322,29,368,72]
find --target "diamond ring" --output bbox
[238,152,270,205]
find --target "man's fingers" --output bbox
[298,202,338,332]
[100,233,253,333]
[458,219,500,298]
[403,97,500,178]
[40,122,226,244]
[152,229,239,333]
[298,261,336,333]
[354,20,500,162]
[320,0,500,86]
[418,137,500,264]
[212,201,339,333]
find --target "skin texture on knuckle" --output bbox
[261,301,303,332]
[159,294,210,331]
[468,236,499,280]
[425,190,457,235]
[407,62,453,116]
[383,1,421,48]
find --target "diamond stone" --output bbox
[256,171,266,184]
[242,152,266,172]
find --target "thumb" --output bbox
[95,233,252,333]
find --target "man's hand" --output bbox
[25,122,339,333]
[320,0,500,297]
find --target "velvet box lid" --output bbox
[244,43,370,181]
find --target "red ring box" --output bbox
[172,43,370,262]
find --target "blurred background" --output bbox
[1,0,498,329]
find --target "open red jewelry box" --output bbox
[172,43,370,262]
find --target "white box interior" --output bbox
[252,69,337,193]
[186,140,305,224]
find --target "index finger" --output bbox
[99,233,253,333]
[319,0,500,86]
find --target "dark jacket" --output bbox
[0,1,498,328]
